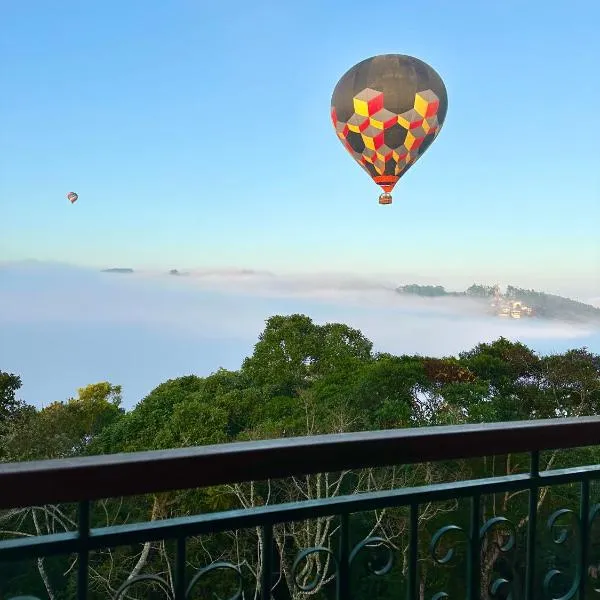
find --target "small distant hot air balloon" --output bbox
[331,54,448,205]
[67,192,78,204]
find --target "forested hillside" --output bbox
[1,314,600,599]
[397,283,600,322]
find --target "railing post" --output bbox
[407,502,418,600]
[337,512,350,600]
[468,494,481,600]
[77,500,90,600]
[579,478,590,600]
[175,536,186,600]
[526,450,540,600]
[261,524,273,600]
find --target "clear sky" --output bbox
[1,0,599,292]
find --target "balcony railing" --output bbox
[1,417,600,600]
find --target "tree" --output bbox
[2,382,124,462]
[241,314,373,396]
[0,370,24,425]
[90,376,204,454]
[539,348,600,417]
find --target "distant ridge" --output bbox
[101,268,134,274]
[396,283,600,323]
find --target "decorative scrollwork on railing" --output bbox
[291,546,337,592]
[185,561,243,600]
[112,574,173,600]
[429,524,469,600]
[587,503,600,594]
[290,535,394,595]
[480,516,516,553]
[430,524,468,565]
[543,508,581,600]
[480,516,517,600]
[429,517,517,600]
[110,561,243,600]
[349,536,395,577]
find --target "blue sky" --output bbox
[1,0,599,292]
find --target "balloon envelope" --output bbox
[331,54,448,204]
[67,192,78,204]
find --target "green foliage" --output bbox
[1,381,123,461]
[2,314,599,599]
[89,375,206,453]
[241,314,372,396]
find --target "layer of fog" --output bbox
[1,261,598,408]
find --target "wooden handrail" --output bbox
[1,417,599,509]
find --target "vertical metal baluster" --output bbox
[526,450,540,600]
[175,537,186,600]
[261,524,273,600]
[579,478,590,600]
[407,502,418,600]
[467,494,481,600]
[337,512,350,600]
[77,500,90,600]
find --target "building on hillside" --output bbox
[490,285,534,319]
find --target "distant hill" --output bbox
[396,283,600,323]
[397,284,462,298]
[101,268,134,274]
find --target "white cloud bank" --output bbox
[1,261,598,407]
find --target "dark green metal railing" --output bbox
[1,417,600,599]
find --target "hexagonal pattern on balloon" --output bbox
[370,108,397,130]
[373,158,386,175]
[422,115,439,135]
[361,125,385,151]
[392,146,409,162]
[345,130,365,153]
[332,86,443,192]
[397,109,423,130]
[376,145,394,162]
[414,90,440,118]
[395,157,412,176]
[353,88,384,117]
[347,113,369,133]
[336,121,350,139]
[404,130,425,151]
[363,148,377,164]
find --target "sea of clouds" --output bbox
[1,261,598,408]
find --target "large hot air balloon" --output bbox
[67,192,78,204]
[331,54,448,205]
